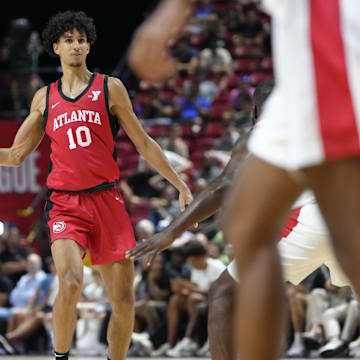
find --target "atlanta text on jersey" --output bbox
[53,110,102,131]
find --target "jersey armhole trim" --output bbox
[43,85,50,132]
[104,75,120,140]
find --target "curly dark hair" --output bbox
[41,10,97,57]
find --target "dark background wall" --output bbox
[0,1,160,81]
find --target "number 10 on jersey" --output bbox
[66,126,92,150]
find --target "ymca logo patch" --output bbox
[88,90,101,101]
[53,221,66,234]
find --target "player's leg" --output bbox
[51,239,85,355]
[98,259,134,360]
[208,269,236,360]
[223,155,303,360]
[303,158,360,297]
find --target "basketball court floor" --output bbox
[8,357,351,360]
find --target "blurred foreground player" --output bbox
[0,10,193,360]
[127,80,350,359]
[129,1,360,359]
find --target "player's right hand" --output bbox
[128,21,177,83]
[128,0,193,82]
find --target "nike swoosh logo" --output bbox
[51,101,61,109]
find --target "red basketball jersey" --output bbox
[44,73,120,191]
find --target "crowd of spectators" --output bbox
[1,0,359,358]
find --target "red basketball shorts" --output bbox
[45,187,136,265]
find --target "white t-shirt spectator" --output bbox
[190,258,226,292]
[199,47,233,69]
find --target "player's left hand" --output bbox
[126,229,176,266]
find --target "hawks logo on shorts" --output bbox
[53,221,66,234]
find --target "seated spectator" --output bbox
[194,0,216,21]
[195,153,225,184]
[285,266,331,357]
[0,265,13,337]
[229,77,252,108]
[135,219,156,243]
[237,9,264,40]
[141,87,174,120]
[212,124,240,152]
[172,38,198,77]
[162,150,193,174]
[199,40,233,76]
[175,79,211,123]
[154,240,225,357]
[0,253,46,354]
[131,254,172,356]
[206,241,222,261]
[188,0,217,35]
[318,286,355,357]
[184,69,224,104]
[193,177,208,194]
[231,33,263,58]
[0,269,11,309]
[127,160,162,199]
[0,256,58,354]
[347,303,360,357]
[231,99,254,129]
[75,269,108,355]
[165,247,192,281]
[286,276,351,358]
[160,123,189,159]
[0,225,31,286]
[148,184,180,232]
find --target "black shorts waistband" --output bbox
[50,181,117,194]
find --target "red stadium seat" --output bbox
[260,57,273,71]
[146,124,171,138]
[209,102,228,120]
[250,72,273,85]
[234,58,261,74]
[206,121,224,137]
[191,137,216,152]
[190,151,206,170]
[116,141,135,154]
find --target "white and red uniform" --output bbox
[44,73,135,265]
[227,191,350,286]
[249,0,360,170]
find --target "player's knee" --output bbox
[110,287,135,314]
[58,269,83,301]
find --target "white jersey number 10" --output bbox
[66,126,92,150]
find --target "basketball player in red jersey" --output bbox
[129,1,360,360]
[0,11,193,360]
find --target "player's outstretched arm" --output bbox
[126,134,251,265]
[108,77,193,211]
[0,87,46,167]
[128,0,194,82]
